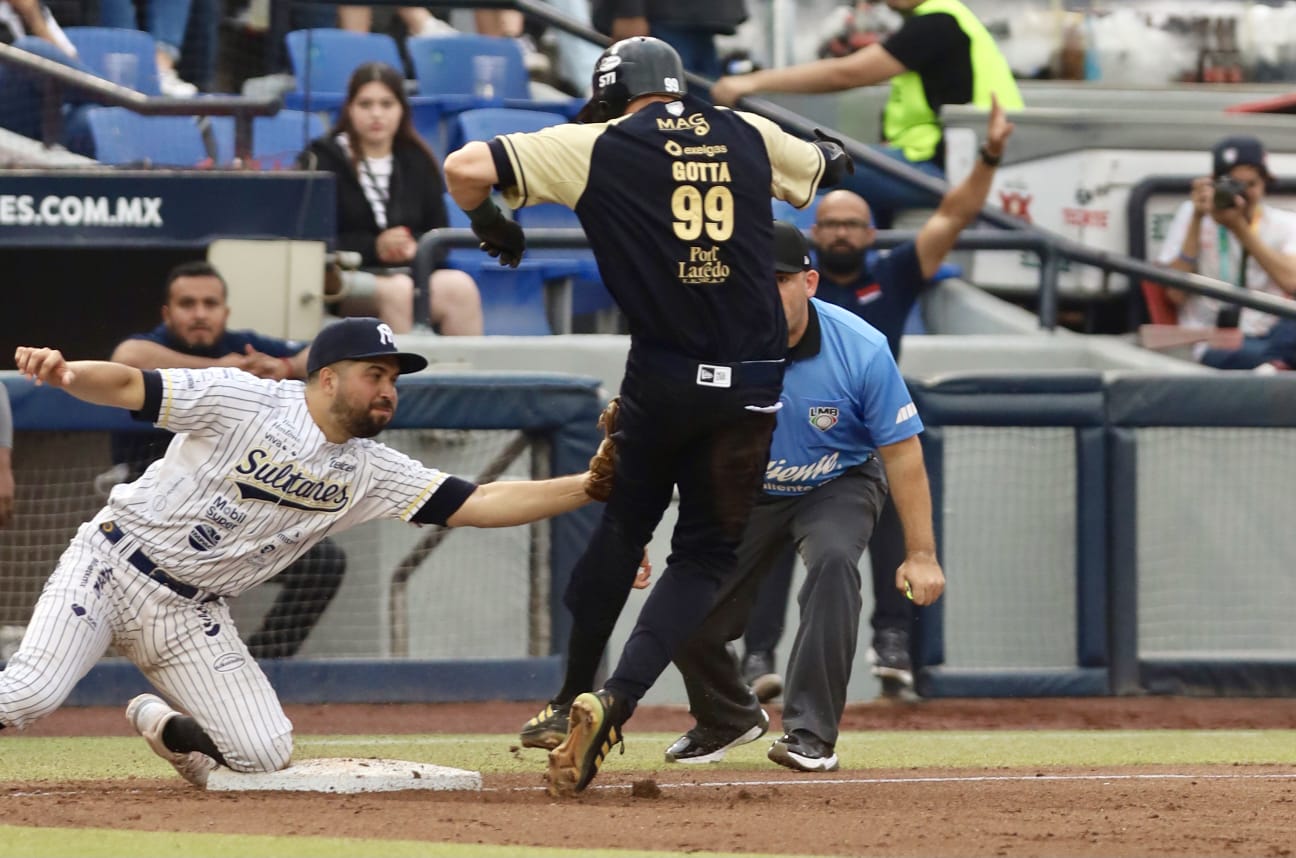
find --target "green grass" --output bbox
[4,729,1295,782]
[0,825,796,858]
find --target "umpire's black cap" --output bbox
[773,221,813,273]
[307,317,428,375]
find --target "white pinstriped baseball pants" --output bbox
[0,519,293,773]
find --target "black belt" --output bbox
[632,341,786,389]
[99,520,220,604]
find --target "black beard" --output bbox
[816,247,866,277]
[330,400,389,439]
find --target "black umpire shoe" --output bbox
[664,709,770,764]
[768,730,839,773]
[520,700,571,750]
[740,649,783,703]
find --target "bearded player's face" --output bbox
[328,358,400,438]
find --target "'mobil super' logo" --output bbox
[657,113,710,136]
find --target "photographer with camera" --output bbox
[1158,136,1296,369]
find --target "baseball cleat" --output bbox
[545,689,625,796]
[664,709,769,764]
[126,693,216,789]
[519,700,571,750]
[767,730,839,773]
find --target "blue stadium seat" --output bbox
[472,260,553,336]
[82,107,212,166]
[772,197,819,231]
[210,110,328,169]
[64,27,162,95]
[447,106,566,157]
[406,34,582,139]
[283,29,403,115]
[440,191,494,272]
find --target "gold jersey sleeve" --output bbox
[494,122,610,210]
[731,109,827,209]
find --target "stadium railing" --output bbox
[0,41,280,163]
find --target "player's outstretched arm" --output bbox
[876,435,944,606]
[14,348,145,411]
[446,472,593,528]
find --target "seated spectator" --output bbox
[0,0,87,138]
[98,0,199,95]
[337,5,457,38]
[337,6,548,76]
[0,0,76,56]
[105,260,347,659]
[0,381,13,529]
[298,62,483,335]
[1156,136,1296,370]
[591,0,746,80]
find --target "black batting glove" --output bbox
[474,216,526,268]
[463,199,526,268]
[812,128,856,176]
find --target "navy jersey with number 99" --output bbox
[489,94,826,362]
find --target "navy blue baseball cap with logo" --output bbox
[307,317,428,375]
[1212,135,1272,180]
[773,220,813,273]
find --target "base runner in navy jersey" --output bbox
[739,97,1015,701]
[5,318,608,788]
[445,35,854,794]
[662,222,944,772]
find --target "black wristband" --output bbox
[979,145,1002,167]
[463,199,503,228]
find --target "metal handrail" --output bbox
[414,226,1296,335]
[0,42,281,162]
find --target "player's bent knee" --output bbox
[222,730,293,773]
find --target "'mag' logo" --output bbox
[656,113,710,136]
[808,406,839,431]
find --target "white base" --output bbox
[206,757,482,793]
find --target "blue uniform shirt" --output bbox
[763,299,923,496]
[812,241,926,359]
[131,324,306,360]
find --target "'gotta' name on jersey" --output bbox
[492,93,827,362]
[104,367,456,597]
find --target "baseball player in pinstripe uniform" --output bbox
[4,317,603,788]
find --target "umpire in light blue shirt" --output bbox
[663,221,946,773]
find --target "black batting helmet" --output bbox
[575,36,686,124]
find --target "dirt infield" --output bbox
[8,698,1296,857]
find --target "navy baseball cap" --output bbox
[1212,135,1272,180]
[307,317,428,375]
[773,221,812,273]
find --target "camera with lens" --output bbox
[1213,176,1249,210]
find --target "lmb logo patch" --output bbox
[809,407,838,431]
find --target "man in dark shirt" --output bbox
[739,98,1013,702]
[711,0,1021,227]
[107,260,345,660]
[445,35,851,795]
[591,0,747,79]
